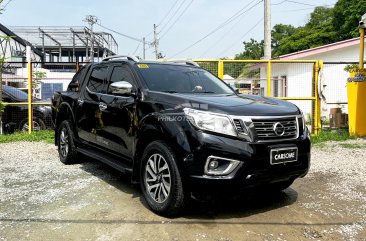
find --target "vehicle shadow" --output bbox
[76,154,141,199]
[76,154,298,220]
[183,188,298,220]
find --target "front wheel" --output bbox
[140,141,186,216]
[57,120,77,164]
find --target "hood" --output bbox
[146,91,300,116]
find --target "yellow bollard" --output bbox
[347,69,366,137]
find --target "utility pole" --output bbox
[153,24,160,59]
[264,0,271,59]
[152,24,164,59]
[84,15,98,62]
[143,37,146,60]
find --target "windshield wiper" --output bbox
[162,90,178,93]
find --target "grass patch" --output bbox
[0,130,54,144]
[339,143,366,149]
[311,129,352,144]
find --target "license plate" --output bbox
[270,147,298,165]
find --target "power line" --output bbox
[133,42,141,55]
[273,7,316,13]
[169,0,262,58]
[160,0,186,34]
[160,0,194,39]
[272,0,287,5]
[285,0,317,7]
[218,18,263,57]
[3,0,13,10]
[157,0,180,27]
[199,6,249,57]
[273,4,335,13]
[96,22,147,43]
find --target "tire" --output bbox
[19,117,46,132]
[140,140,186,216]
[57,120,77,164]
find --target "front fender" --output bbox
[132,113,193,183]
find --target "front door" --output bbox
[98,64,138,160]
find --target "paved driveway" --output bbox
[0,141,365,241]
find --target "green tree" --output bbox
[332,0,366,40]
[273,6,337,56]
[271,24,296,56]
[307,6,334,28]
[235,38,264,60]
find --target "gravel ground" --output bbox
[0,139,366,240]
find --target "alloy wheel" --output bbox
[144,153,171,203]
[59,127,69,158]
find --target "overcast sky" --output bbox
[1,0,337,60]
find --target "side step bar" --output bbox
[77,147,133,174]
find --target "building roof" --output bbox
[0,23,44,58]
[278,37,365,60]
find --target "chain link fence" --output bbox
[320,62,355,129]
[195,60,321,134]
[2,59,340,135]
[1,62,80,134]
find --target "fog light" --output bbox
[204,156,241,176]
[209,160,219,169]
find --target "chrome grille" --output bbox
[252,117,298,141]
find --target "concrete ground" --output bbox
[0,140,366,241]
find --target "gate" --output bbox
[194,60,322,135]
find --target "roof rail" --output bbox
[102,55,140,62]
[168,60,200,67]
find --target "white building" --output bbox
[260,37,365,119]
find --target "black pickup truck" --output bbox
[52,55,310,216]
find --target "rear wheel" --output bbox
[140,141,186,216]
[19,117,46,132]
[57,120,77,164]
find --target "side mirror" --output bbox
[109,81,134,96]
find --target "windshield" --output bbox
[137,63,234,94]
[3,85,28,101]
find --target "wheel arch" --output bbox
[55,102,77,145]
[131,116,192,184]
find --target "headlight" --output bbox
[184,108,237,136]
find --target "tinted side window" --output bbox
[67,66,86,92]
[108,66,135,94]
[87,66,108,93]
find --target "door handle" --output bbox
[99,103,107,111]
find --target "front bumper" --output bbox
[182,130,310,192]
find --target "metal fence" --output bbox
[1,59,326,135]
[195,60,322,135]
[0,62,80,134]
[320,62,356,128]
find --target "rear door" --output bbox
[77,64,109,146]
